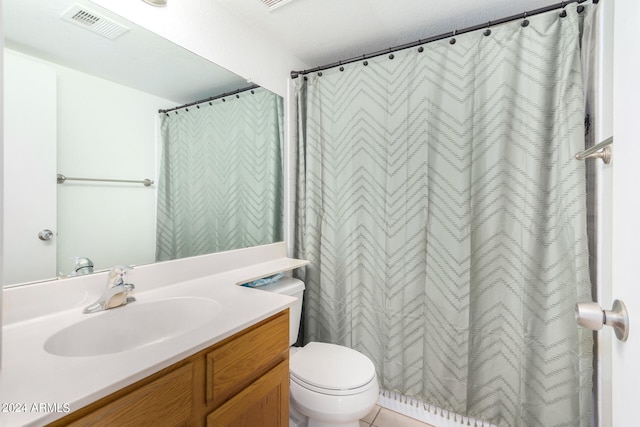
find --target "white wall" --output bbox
[4,48,175,278]
[88,0,308,98]
[594,2,614,426]
[0,0,4,368]
[56,61,169,274]
[611,0,640,425]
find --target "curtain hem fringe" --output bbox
[377,389,497,427]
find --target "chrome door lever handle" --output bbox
[576,299,629,342]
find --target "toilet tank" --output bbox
[257,277,305,346]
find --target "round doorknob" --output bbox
[576,299,629,342]
[38,229,54,241]
[575,302,604,331]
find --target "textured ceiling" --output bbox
[217,0,561,69]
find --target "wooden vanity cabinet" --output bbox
[48,310,289,427]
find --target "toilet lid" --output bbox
[290,342,376,391]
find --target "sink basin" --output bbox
[44,297,222,357]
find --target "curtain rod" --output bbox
[290,0,596,79]
[158,84,260,114]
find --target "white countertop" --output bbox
[0,251,307,426]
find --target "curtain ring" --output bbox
[521,11,530,27]
[450,29,457,45]
[559,1,568,17]
[484,21,492,36]
[388,48,394,60]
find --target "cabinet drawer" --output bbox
[207,310,288,406]
[64,363,193,426]
[206,360,289,427]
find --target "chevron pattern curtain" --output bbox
[156,88,283,261]
[294,4,594,426]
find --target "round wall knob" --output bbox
[38,229,54,241]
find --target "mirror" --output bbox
[2,0,284,287]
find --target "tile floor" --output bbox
[360,405,435,427]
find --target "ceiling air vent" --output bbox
[261,0,296,11]
[61,4,129,40]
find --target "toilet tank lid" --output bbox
[290,342,376,391]
[257,276,305,295]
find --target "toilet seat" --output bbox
[290,342,376,396]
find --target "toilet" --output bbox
[258,277,379,427]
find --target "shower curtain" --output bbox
[294,4,594,427]
[156,87,283,261]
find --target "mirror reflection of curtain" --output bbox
[294,4,594,426]
[156,87,283,261]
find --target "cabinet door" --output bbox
[207,360,288,427]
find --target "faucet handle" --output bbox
[106,265,132,287]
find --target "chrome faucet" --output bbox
[74,256,94,276]
[83,265,135,314]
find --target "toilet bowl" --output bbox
[257,277,379,427]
